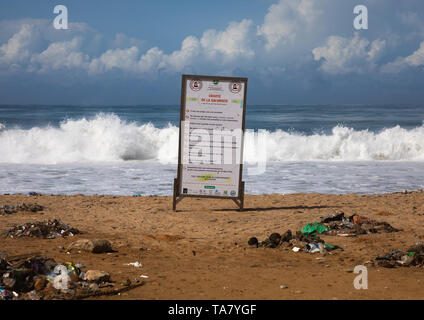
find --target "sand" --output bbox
[1,191,424,300]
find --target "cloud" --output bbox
[0,24,40,67]
[112,33,145,49]
[89,46,139,74]
[312,33,386,74]
[30,37,89,73]
[382,41,424,73]
[1,0,424,85]
[201,19,254,59]
[257,0,322,50]
[162,36,200,72]
[78,19,254,76]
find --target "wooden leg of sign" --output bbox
[173,178,178,211]
[240,181,245,211]
[231,181,245,211]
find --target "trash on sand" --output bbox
[124,262,142,268]
[372,242,424,268]
[0,203,44,215]
[317,212,400,237]
[0,252,144,300]
[140,274,149,279]
[301,223,329,236]
[249,228,342,254]
[26,192,41,196]
[4,219,80,239]
[305,243,321,253]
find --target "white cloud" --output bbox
[201,19,254,59]
[89,46,139,74]
[31,38,89,73]
[86,19,254,75]
[3,0,423,80]
[404,42,424,66]
[0,24,39,66]
[162,36,200,72]
[257,0,322,50]
[312,33,386,74]
[137,47,164,73]
[382,41,424,73]
[112,33,145,49]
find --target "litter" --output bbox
[301,223,329,236]
[27,192,41,196]
[372,242,424,268]
[0,253,144,300]
[316,212,400,237]
[0,203,44,216]
[249,230,342,254]
[4,219,80,239]
[124,262,142,268]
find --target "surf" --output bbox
[0,113,423,164]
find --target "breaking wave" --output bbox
[0,113,423,164]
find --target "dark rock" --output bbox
[269,233,281,245]
[67,239,113,253]
[85,270,110,283]
[248,237,258,247]
[281,230,292,242]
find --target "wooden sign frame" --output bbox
[173,74,248,211]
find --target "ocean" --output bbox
[0,104,423,195]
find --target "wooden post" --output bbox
[240,181,245,211]
[173,178,178,211]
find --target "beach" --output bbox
[1,191,423,299]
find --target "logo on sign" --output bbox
[190,80,202,91]
[229,82,241,93]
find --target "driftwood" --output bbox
[5,252,41,262]
[74,282,145,299]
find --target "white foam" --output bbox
[0,113,424,164]
[243,125,424,162]
[0,113,178,164]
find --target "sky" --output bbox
[0,0,424,105]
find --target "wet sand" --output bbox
[1,191,424,299]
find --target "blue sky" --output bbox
[0,0,424,105]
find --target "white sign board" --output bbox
[177,75,247,201]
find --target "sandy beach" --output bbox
[1,191,423,300]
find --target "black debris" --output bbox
[0,203,44,216]
[373,242,424,268]
[4,219,80,239]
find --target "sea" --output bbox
[0,104,423,195]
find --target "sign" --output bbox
[173,75,248,210]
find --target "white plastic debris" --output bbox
[124,262,142,268]
[292,247,300,252]
[140,274,149,279]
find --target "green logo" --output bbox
[213,80,219,85]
